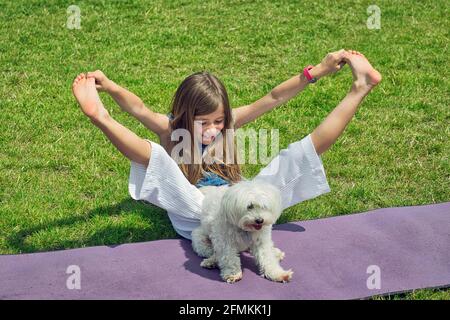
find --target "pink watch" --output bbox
[303,65,317,83]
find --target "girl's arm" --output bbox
[233,50,348,129]
[87,70,170,137]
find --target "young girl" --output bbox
[72,49,381,239]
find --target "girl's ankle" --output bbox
[350,81,373,95]
[90,112,111,127]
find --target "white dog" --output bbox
[192,180,293,283]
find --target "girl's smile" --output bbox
[194,105,225,145]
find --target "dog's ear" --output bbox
[220,189,240,223]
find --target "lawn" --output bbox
[0,0,448,299]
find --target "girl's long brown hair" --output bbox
[168,71,242,186]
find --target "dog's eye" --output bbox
[247,203,254,210]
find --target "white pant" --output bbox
[128,134,331,239]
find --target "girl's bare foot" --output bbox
[344,51,382,94]
[72,73,109,122]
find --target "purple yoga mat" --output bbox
[1,202,449,300]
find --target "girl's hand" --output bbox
[311,49,349,79]
[86,70,113,92]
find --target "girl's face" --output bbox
[194,105,225,145]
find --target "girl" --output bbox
[72,49,381,239]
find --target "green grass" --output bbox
[372,287,450,300]
[0,0,448,299]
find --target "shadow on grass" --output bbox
[4,198,179,254]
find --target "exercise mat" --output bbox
[1,202,449,299]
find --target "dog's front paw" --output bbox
[200,257,218,269]
[264,269,293,283]
[223,271,243,284]
[273,247,285,261]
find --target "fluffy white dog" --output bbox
[192,180,293,283]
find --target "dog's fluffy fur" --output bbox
[192,180,293,283]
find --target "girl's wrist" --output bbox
[105,80,119,94]
[309,64,327,80]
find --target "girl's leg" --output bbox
[73,74,205,239]
[311,51,382,155]
[253,132,331,210]
[128,140,206,239]
[254,52,381,210]
[72,74,151,166]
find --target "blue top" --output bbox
[195,171,230,188]
[166,112,230,188]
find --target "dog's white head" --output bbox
[220,180,282,232]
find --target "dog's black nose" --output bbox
[255,218,264,224]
